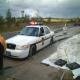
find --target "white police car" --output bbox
[6,24,54,59]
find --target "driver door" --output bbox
[36,27,46,50]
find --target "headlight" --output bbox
[16,45,30,50]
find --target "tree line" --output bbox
[0,9,80,26]
[0,9,30,26]
[0,9,80,32]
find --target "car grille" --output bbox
[7,43,16,49]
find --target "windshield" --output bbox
[19,27,39,36]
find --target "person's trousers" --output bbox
[0,43,4,70]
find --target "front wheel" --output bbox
[28,45,36,57]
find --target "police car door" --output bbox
[36,27,45,50]
[43,26,51,46]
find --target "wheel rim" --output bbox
[29,45,36,57]
[50,37,53,45]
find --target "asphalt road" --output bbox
[4,41,65,80]
[3,26,80,80]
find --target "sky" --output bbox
[0,0,80,18]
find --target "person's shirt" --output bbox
[0,35,6,48]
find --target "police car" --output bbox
[6,22,54,59]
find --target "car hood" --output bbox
[6,35,38,46]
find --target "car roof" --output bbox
[25,25,48,28]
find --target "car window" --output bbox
[39,27,44,36]
[44,27,50,34]
[19,27,39,36]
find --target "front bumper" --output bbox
[5,48,29,59]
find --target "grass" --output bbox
[0,22,74,34]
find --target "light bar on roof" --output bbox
[30,21,37,25]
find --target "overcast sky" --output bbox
[0,0,80,18]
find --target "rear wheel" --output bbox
[50,37,53,45]
[28,45,36,57]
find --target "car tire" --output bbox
[50,37,53,45]
[28,45,36,57]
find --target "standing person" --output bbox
[0,35,5,74]
[63,24,68,34]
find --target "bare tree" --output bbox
[6,9,12,26]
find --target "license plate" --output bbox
[6,51,11,56]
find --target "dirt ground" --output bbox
[3,41,73,80]
[3,26,80,80]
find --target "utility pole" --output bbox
[21,10,24,18]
